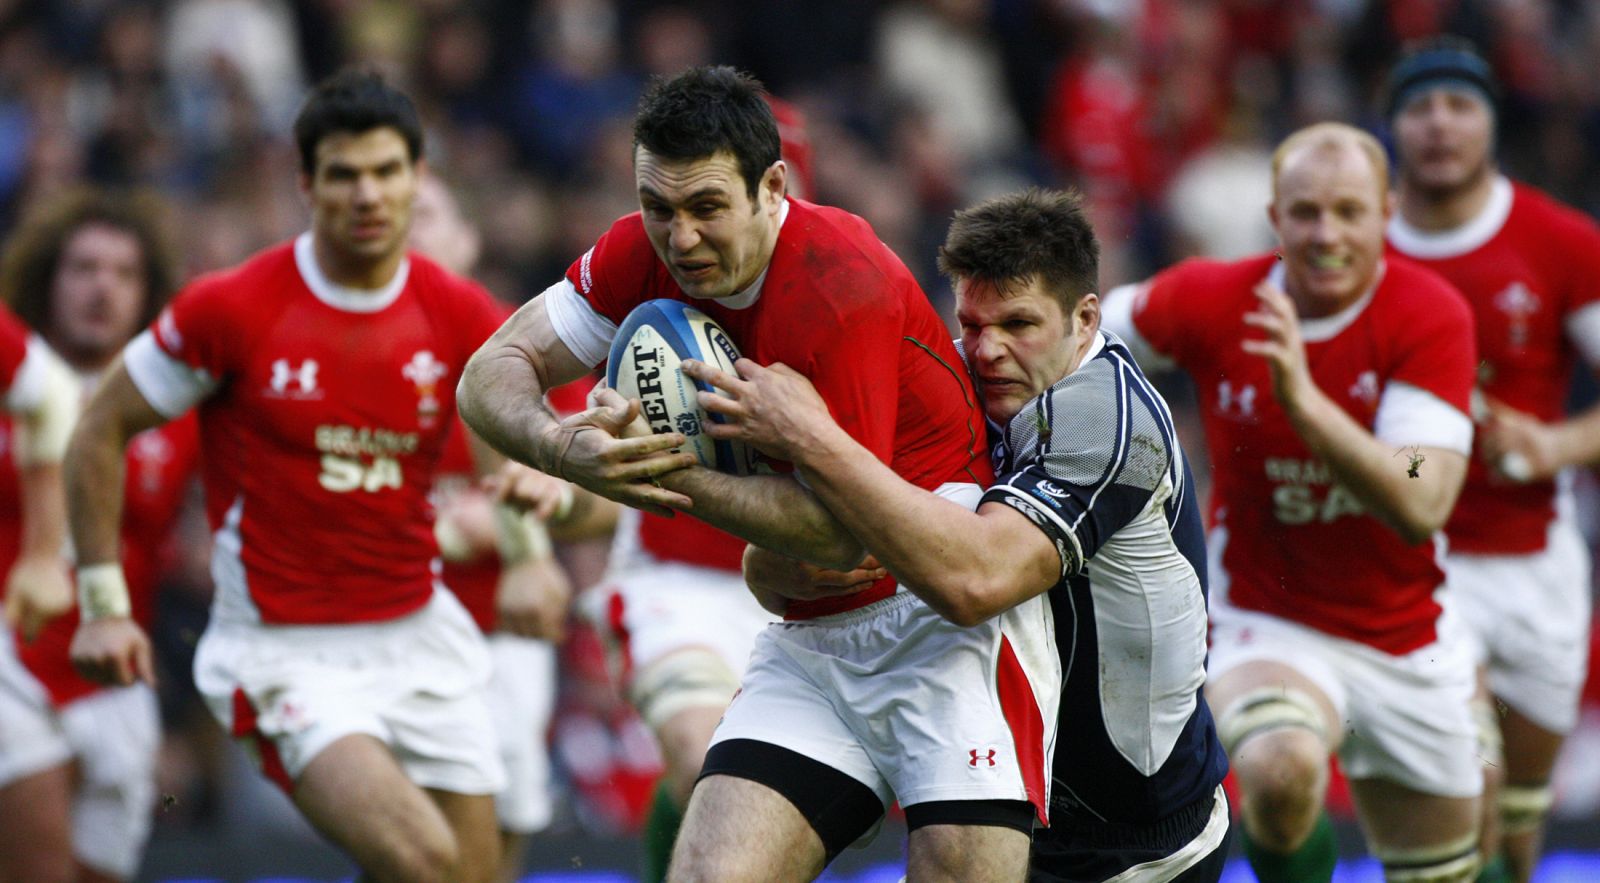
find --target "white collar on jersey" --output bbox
[294,232,411,313]
[1387,174,1513,259]
[1267,259,1384,343]
[691,199,791,311]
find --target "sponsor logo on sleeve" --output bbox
[579,248,595,296]
[1033,478,1069,507]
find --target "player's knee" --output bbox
[1499,783,1553,837]
[1375,835,1480,883]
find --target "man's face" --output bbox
[636,147,784,299]
[1270,144,1391,313]
[301,127,419,268]
[50,222,146,365]
[1392,86,1494,196]
[957,276,1087,424]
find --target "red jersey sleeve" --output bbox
[151,274,243,379]
[1548,203,1600,318]
[1132,260,1208,367]
[1386,263,1476,415]
[564,215,663,326]
[0,306,30,392]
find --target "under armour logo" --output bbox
[269,358,320,397]
[969,748,997,768]
[1217,381,1257,419]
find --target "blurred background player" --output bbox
[1102,123,1483,882]
[409,172,567,883]
[1384,37,1600,883]
[64,70,514,883]
[698,187,1232,882]
[0,188,193,883]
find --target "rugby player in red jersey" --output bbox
[1384,38,1600,883]
[460,66,1058,882]
[0,189,193,883]
[64,71,530,883]
[1103,123,1483,883]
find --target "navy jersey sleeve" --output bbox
[981,352,1175,579]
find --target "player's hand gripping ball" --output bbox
[606,299,758,475]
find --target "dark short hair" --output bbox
[293,68,423,175]
[938,188,1100,311]
[0,188,178,336]
[1384,36,1499,120]
[633,66,781,200]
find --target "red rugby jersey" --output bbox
[1388,177,1600,553]
[1129,255,1475,653]
[124,236,506,626]
[555,199,991,618]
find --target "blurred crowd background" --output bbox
[5,0,1600,877]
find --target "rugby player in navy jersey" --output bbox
[693,188,1231,882]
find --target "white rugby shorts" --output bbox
[709,590,1061,819]
[1445,505,1592,733]
[194,587,505,795]
[1208,594,1482,799]
[0,631,159,878]
[583,557,777,728]
[486,632,557,833]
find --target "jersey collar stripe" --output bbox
[1387,175,1513,259]
[293,232,410,314]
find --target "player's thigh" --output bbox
[909,823,1030,883]
[671,773,827,883]
[293,734,458,877]
[1347,776,1478,856]
[0,763,73,883]
[1206,609,1346,755]
[1498,705,1565,786]
[426,787,500,883]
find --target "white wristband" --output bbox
[77,563,131,621]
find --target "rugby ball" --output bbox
[606,299,758,476]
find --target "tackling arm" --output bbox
[686,359,1060,625]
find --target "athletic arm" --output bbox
[2,344,78,638]
[457,294,694,513]
[687,359,1060,625]
[1247,280,1466,543]
[66,360,166,685]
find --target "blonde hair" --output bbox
[1270,122,1389,200]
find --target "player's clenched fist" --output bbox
[70,617,155,687]
[682,358,835,462]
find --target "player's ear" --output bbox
[763,161,787,208]
[1077,292,1101,337]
